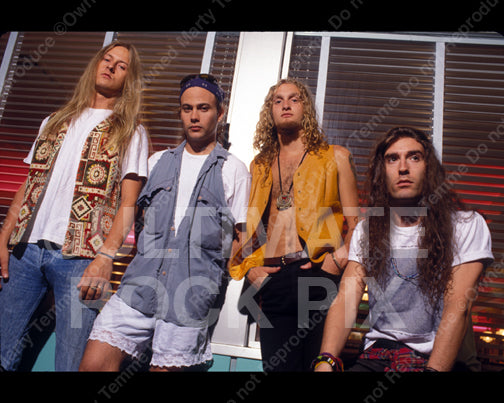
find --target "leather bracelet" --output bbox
[311,352,344,372]
[424,366,439,372]
[97,250,115,260]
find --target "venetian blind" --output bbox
[209,32,240,149]
[109,32,240,290]
[0,32,107,222]
[116,31,208,151]
[322,37,436,197]
[0,31,240,292]
[288,35,321,99]
[0,33,8,67]
[115,32,240,153]
[326,36,437,357]
[443,42,504,369]
[288,34,504,369]
[288,35,436,357]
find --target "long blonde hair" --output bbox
[253,78,328,173]
[41,41,143,160]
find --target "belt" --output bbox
[263,251,309,267]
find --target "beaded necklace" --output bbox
[390,257,419,281]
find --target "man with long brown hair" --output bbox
[314,127,493,372]
[230,78,359,371]
[0,41,149,371]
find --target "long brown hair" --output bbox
[41,41,143,160]
[253,78,328,174]
[363,127,468,311]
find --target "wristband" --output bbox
[97,250,115,260]
[311,352,344,372]
[331,252,343,271]
[424,366,439,372]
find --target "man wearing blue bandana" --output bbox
[79,74,251,371]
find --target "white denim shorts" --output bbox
[89,293,212,369]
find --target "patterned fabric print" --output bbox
[360,347,428,372]
[9,119,68,245]
[64,119,120,258]
[9,117,121,259]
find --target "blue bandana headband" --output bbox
[180,77,225,104]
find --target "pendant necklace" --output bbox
[276,150,308,211]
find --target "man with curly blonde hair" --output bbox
[231,78,359,371]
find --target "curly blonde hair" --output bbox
[253,78,328,173]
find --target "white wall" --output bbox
[226,32,287,168]
[211,32,286,353]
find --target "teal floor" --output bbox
[32,333,263,372]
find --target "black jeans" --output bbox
[257,259,340,372]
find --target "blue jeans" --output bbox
[0,242,98,371]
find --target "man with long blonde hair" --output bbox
[231,78,359,371]
[0,41,149,371]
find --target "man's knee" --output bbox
[79,339,125,371]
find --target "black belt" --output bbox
[263,251,309,267]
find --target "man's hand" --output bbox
[77,254,113,301]
[300,245,348,276]
[0,178,28,291]
[0,243,9,290]
[246,265,281,289]
[76,176,144,302]
[329,244,348,275]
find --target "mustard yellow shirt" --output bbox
[230,145,344,280]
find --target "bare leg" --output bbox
[79,339,128,371]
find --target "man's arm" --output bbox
[324,146,360,274]
[229,222,246,268]
[77,174,144,300]
[315,260,366,371]
[0,178,28,289]
[426,260,484,371]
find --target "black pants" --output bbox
[258,259,340,372]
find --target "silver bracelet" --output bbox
[97,250,115,260]
[331,252,342,271]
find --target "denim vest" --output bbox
[117,142,234,326]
